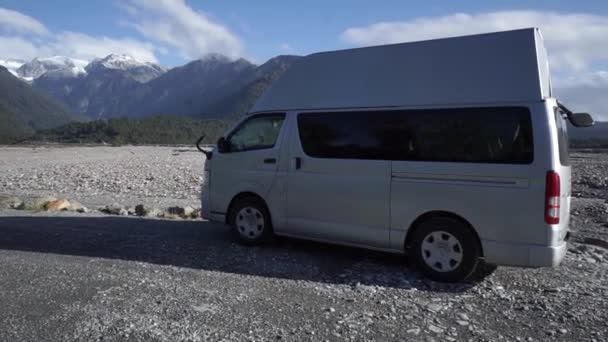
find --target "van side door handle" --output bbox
[294,157,302,170]
[263,158,276,164]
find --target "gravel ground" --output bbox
[0,145,204,210]
[0,146,607,342]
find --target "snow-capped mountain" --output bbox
[16,56,88,80]
[0,58,26,78]
[110,53,256,118]
[32,54,168,118]
[85,54,167,83]
[5,52,300,121]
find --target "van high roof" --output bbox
[251,28,551,113]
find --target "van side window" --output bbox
[554,109,570,166]
[227,114,285,152]
[297,107,533,164]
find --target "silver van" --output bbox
[199,28,593,282]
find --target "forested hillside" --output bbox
[28,116,230,145]
[0,104,30,144]
[0,66,84,130]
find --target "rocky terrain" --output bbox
[0,145,204,211]
[0,145,607,341]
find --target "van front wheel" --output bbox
[409,217,481,282]
[229,197,273,245]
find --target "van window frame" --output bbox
[224,112,286,153]
[296,106,534,164]
[553,107,570,166]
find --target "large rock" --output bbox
[145,207,163,218]
[191,208,202,219]
[67,200,87,212]
[183,206,195,218]
[167,206,185,216]
[23,196,57,211]
[101,203,125,215]
[46,199,71,211]
[134,204,146,216]
[0,197,24,209]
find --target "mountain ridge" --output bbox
[27,53,301,120]
[2,52,302,128]
[0,66,85,134]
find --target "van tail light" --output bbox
[545,171,560,225]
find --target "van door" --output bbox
[209,113,286,219]
[285,111,391,249]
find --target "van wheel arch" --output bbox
[226,192,271,225]
[404,211,483,258]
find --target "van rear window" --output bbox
[554,109,570,166]
[297,107,533,164]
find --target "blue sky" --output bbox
[1,0,607,66]
[1,0,608,117]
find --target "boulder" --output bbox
[167,206,185,216]
[46,199,71,211]
[23,196,57,211]
[183,206,195,218]
[134,204,146,216]
[68,200,86,212]
[191,208,202,219]
[145,208,163,218]
[0,197,24,209]
[108,203,124,215]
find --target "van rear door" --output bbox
[552,107,572,238]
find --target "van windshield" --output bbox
[554,108,570,166]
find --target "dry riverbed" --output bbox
[0,145,204,214]
[0,145,607,341]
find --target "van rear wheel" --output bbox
[229,196,273,245]
[409,217,481,283]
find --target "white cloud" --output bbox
[0,31,159,64]
[340,11,608,72]
[122,0,243,59]
[0,7,160,63]
[554,71,608,120]
[0,4,245,64]
[278,43,294,54]
[0,7,49,35]
[50,32,159,63]
[0,36,49,60]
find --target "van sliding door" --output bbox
[285,111,391,249]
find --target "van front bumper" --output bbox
[483,240,567,268]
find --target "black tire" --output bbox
[409,217,481,283]
[228,196,273,245]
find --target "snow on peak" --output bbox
[85,54,167,82]
[17,56,88,79]
[93,54,140,69]
[88,54,165,72]
[0,58,26,78]
[0,58,25,70]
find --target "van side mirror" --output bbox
[570,113,594,128]
[217,137,230,153]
